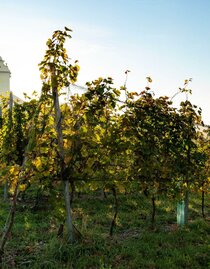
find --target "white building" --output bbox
[0,56,22,103]
[0,56,11,94]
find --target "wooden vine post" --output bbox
[51,66,74,242]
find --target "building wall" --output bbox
[0,72,10,93]
[0,56,11,93]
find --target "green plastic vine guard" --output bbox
[177,200,185,226]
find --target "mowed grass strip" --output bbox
[0,190,209,269]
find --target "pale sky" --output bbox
[1,0,210,123]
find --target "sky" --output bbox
[1,0,210,123]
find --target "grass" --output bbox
[0,189,209,268]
